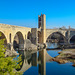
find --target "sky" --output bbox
[0,0,75,28]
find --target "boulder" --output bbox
[5,50,19,57]
[55,58,68,64]
[37,43,46,50]
[24,39,46,51]
[50,58,68,64]
[25,39,37,51]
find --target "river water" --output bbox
[17,43,75,75]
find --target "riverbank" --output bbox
[49,49,75,67]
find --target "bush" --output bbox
[0,33,23,75]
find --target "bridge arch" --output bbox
[46,32,67,43]
[13,31,24,50]
[70,35,75,43]
[0,31,7,47]
[27,31,31,40]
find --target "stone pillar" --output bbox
[31,28,38,45]
[42,14,46,43]
[38,14,46,75]
[68,26,70,43]
[10,34,14,51]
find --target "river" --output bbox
[17,43,75,75]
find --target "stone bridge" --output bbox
[38,14,75,43]
[1,14,75,75]
[0,14,75,51]
[46,28,75,43]
[0,24,31,50]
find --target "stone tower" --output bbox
[38,14,46,43]
[38,14,46,75]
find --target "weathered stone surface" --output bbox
[49,49,75,64]
[55,49,75,64]
[0,23,31,50]
[37,43,46,50]
[24,39,46,51]
[25,39,37,51]
[31,28,38,45]
[5,50,19,57]
[50,58,68,64]
[57,49,75,58]
[54,58,68,64]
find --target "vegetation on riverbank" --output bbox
[0,33,23,75]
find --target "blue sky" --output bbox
[0,0,75,28]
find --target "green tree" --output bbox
[0,33,23,75]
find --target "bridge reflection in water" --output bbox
[39,49,46,75]
[15,42,75,75]
[16,49,46,75]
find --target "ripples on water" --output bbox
[16,43,75,75]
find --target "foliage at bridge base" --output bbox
[0,33,23,75]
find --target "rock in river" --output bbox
[5,50,19,57]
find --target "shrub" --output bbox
[0,33,23,75]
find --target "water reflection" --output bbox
[17,50,37,72]
[16,43,75,75]
[16,49,46,75]
[47,42,59,48]
[47,42,61,57]
[38,49,46,75]
[16,43,60,75]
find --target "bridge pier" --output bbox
[67,26,71,44]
